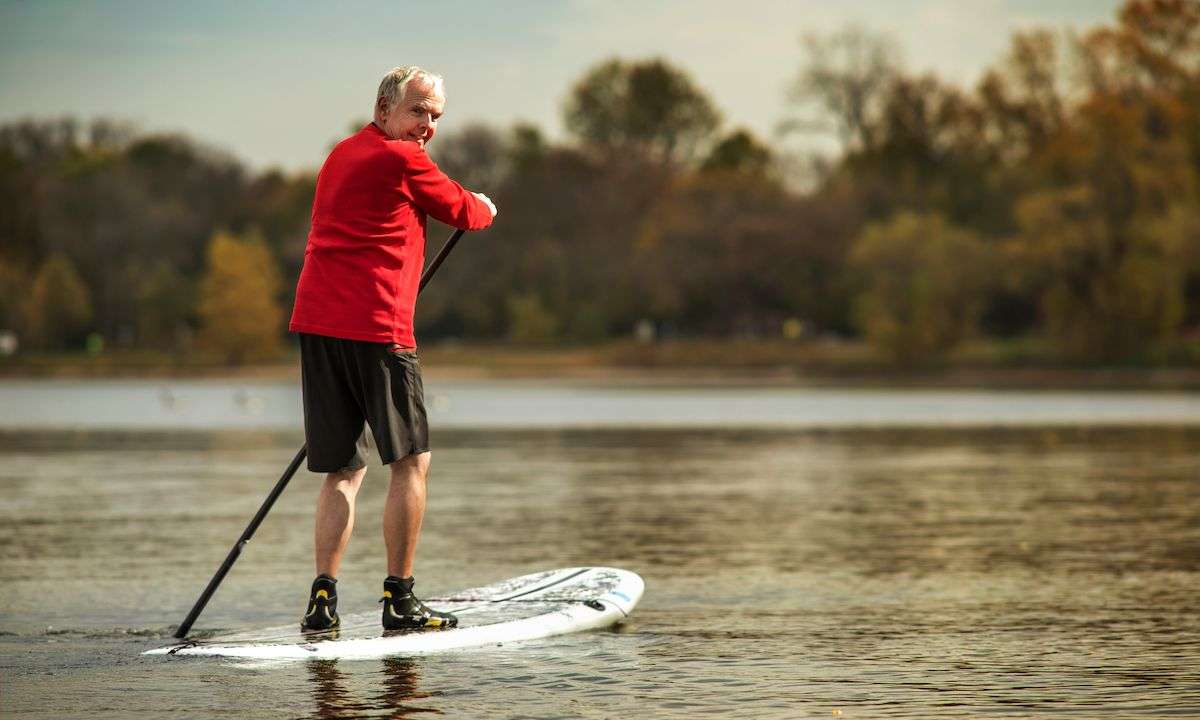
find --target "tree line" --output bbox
[1,0,1197,364]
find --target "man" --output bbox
[289,66,496,632]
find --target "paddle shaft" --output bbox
[173,227,468,639]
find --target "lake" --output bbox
[1,379,1197,718]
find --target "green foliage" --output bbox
[137,263,195,351]
[0,149,41,267]
[701,129,775,178]
[850,212,992,362]
[509,123,547,174]
[417,135,674,343]
[564,58,720,164]
[239,168,317,317]
[633,171,857,336]
[1014,186,1189,360]
[197,229,283,364]
[506,293,559,343]
[0,257,31,331]
[26,253,93,350]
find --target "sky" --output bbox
[1,0,1123,173]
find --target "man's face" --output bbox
[377,80,445,148]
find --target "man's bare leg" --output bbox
[314,467,367,577]
[379,451,455,628]
[383,451,430,578]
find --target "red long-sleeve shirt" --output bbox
[289,123,493,347]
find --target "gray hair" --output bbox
[376,66,444,112]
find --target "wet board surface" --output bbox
[145,567,643,660]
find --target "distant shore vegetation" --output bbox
[1,0,1198,369]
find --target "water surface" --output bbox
[2,421,1197,718]
[2,378,1198,429]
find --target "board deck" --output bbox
[146,567,643,660]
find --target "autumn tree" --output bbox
[18,126,248,346]
[236,168,317,322]
[564,58,721,165]
[700,129,776,179]
[417,118,679,342]
[507,292,560,342]
[977,29,1071,172]
[0,257,30,334]
[1001,0,1200,360]
[785,26,901,155]
[850,212,993,362]
[136,262,195,351]
[197,229,283,364]
[633,170,856,336]
[25,253,93,350]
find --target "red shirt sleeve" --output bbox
[397,143,494,231]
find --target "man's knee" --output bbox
[390,451,431,480]
[325,465,366,493]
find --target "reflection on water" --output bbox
[307,658,440,719]
[0,426,1198,718]
[307,660,360,718]
[377,658,439,718]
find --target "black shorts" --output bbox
[299,333,430,473]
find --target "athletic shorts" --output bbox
[298,333,430,473]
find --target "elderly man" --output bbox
[289,66,496,632]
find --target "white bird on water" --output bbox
[234,388,266,415]
[158,388,189,414]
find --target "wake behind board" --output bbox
[146,567,642,660]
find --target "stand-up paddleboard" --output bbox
[146,567,642,660]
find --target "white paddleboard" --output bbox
[146,567,642,660]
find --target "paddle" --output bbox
[174,227,467,639]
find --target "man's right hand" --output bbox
[473,192,497,218]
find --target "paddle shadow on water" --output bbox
[307,657,443,718]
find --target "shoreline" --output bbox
[2,340,1198,390]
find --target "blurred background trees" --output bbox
[850,213,992,362]
[563,58,721,166]
[25,253,92,351]
[0,0,1196,365]
[197,229,284,364]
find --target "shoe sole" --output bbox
[382,610,457,630]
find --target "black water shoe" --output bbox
[301,575,339,632]
[381,576,458,630]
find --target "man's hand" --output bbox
[473,192,497,218]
